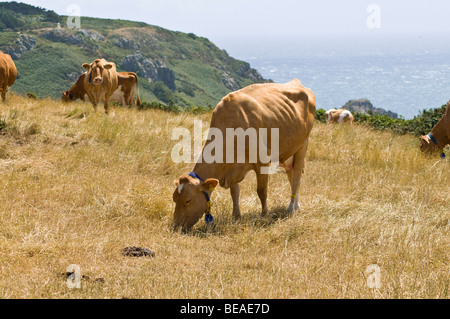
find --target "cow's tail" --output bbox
[134,73,141,107]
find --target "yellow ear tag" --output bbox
[209,186,215,192]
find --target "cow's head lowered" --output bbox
[419,135,437,153]
[61,91,72,103]
[82,59,114,85]
[172,175,219,230]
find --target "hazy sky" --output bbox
[10,0,450,41]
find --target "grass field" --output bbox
[0,95,448,299]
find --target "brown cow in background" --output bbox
[0,50,17,103]
[62,71,141,107]
[82,59,118,114]
[325,108,354,125]
[110,72,141,107]
[62,72,89,103]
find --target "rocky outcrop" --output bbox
[78,29,105,42]
[40,28,84,45]
[3,34,36,60]
[235,62,269,83]
[220,70,241,91]
[111,36,141,50]
[343,99,398,119]
[120,52,176,91]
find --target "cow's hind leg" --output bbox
[1,86,6,103]
[286,138,309,213]
[256,171,269,216]
[230,184,241,220]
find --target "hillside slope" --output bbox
[0,2,270,107]
[0,95,448,298]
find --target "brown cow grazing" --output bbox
[62,72,89,103]
[419,102,449,158]
[326,108,354,125]
[0,50,17,103]
[62,71,141,107]
[172,79,316,230]
[82,59,118,114]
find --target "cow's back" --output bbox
[210,79,316,163]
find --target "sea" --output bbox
[215,34,450,119]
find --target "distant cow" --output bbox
[326,108,354,125]
[62,72,89,103]
[420,102,449,158]
[172,79,316,230]
[62,71,141,107]
[110,72,141,107]
[82,59,118,114]
[0,50,17,103]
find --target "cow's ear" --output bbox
[199,179,219,192]
[420,136,430,144]
[82,63,90,70]
[104,63,113,70]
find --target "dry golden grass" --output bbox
[0,95,448,299]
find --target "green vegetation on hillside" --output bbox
[0,2,269,107]
[0,1,60,30]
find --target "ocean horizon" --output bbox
[216,34,450,119]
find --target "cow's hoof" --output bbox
[287,204,300,214]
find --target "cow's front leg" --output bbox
[103,98,110,114]
[88,93,98,111]
[230,184,241,220]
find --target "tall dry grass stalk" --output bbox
[0,95,448,298]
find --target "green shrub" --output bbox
[186,104,213,114]
[177,81,197,97]
[149,81,177,105]
[315,103,448,136]
[140,100,181,113]
[26,92,37,99]
[315,109,326,123]
[0,10,24,30]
